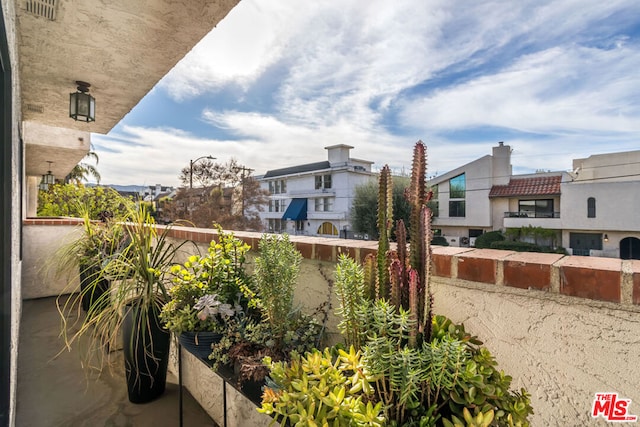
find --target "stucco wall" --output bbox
[434,278,640,426]
[21,221,83,299]
[3,0,21,424]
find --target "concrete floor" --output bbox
[16,297,218,427]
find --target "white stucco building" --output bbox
[429,142,640,259]
[258,145,375,237]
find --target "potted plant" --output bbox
[58,206,190,404]
[53,209,124,314]
[160,226,251,360]
[209,233,325,401]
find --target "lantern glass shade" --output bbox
[69,91,95,122]
[43,170,55,185]
[39,175,50,191]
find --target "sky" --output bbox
[92,0,640,187]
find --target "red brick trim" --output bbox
[25,220,636,306]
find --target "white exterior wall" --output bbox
[260,168,375,236]
[431,156,494,244]
[259,145,375,237]
[560,180,640,256]
[561,181,640,232]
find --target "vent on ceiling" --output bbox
[25,0,57,21]
[26,104,44,113]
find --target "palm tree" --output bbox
[66,147,101,184]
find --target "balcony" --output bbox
[503,211,562,229]
[18,219,640,426]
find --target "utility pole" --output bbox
[234,165,254,218]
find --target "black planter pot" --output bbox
[178,331,222,360]
[122,303,170,404]
[79,262,110,312]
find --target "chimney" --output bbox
[492,142,511,185]
[325,144,354,166]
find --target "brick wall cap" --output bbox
[556,255,622,271]
[458,248,516,260]
[432,246,475,256]
[504,252,565,265]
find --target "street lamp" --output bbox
[189,155,215,189]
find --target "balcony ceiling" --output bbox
[17,0,240,175]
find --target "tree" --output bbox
[178,158,244,188]
[37,184,134,219]
[66,146,101,184]
[166,159,269,231]
[350,177,411,240]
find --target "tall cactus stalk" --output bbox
[409,141,427,289]
[370,141,435,345]
[376,165,393,299]
[420,205,434,340]
[395,219,409,306]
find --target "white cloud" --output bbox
[97,0,640,186]
[400,43,640,135]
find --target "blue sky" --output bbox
[92,0,640,186]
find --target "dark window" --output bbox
[587,197,596,218]
[449,201,465,217]
[323,175,332,189]
[518,199,554,218]
[316,174,331,190]
[469,229,484,238]
[449,174,466,198]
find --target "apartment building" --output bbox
[258,145,375,237]
[429,143,640,259]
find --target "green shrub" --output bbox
[432,235,449,246]
[490,241,542,252]
[38,183,133,219]
[474,231,504,249]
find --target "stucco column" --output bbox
[26,175,39,217]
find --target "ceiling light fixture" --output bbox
[39,161,55,191]
[69,81,95,122]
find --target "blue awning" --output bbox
[282,198,307,221]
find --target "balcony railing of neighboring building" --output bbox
[503,211,561,218]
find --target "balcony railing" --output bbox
[503,211,560,218]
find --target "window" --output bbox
[268,219,285,233]
[295,221,305,232]
[269,179,287,194]
[315,174,332,190]
[518,199,554,218]
[449,201,465,217]
[314,197,333,212]
[269,199,286,213]
[317,222,338,235]
[449,174,465,198]
[587,197,596,218]
[448,175,465,217]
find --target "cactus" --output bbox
[376,165,393,299]
[370,141,435,345]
